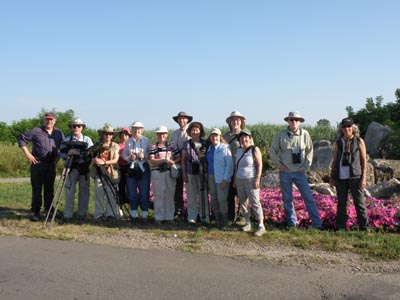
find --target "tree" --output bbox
[316,119,330,127]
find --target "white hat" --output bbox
[155,125,168,133]
[210,128,221,135]
[226,110,246,124]
[69,118,86,129]
[131,121,144,128]
[284,112,305,123]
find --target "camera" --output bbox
[192,161,200,175]
[292,152,301,164]
[342,152,352,166]
[159,161,168,172]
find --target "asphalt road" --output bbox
[1,236,399,300]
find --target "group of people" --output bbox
[17,110,370,236]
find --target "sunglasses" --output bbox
[72,125,82,128]
[104,132,114,136]
[341,125,352,128]
[289,118,301,122]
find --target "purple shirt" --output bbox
[17,126,65,163]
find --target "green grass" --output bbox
[1,182,400,260]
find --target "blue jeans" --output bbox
[279,171,321,228]
[126,163,151,212]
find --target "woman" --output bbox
[117,127,131,204]
[90,124,120,221]
[206,128,233,229]
[329,118,369,231]
[149,126,180,224]
[235,128,265,237]
[121,121,151,221]
[181,121,209,223]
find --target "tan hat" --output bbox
[284,112,305,123]
[238,128,252,137]
[69,118,86,129]
[172,111,193,123]
[97,124,115,136]
[210,128,221,136]
[226,111,246,128]
[155,125,169,133]
[131,121,144,128]
[186,121,205,138]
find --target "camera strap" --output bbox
[236,146,255,170]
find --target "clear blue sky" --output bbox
[1,0,399,131]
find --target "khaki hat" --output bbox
[172,111,193,123]
[226,111,246,124]
[69,118,86,129]
[284,112,305,123]
[155,125,169,133]
[210,128,221,136]
[97,124,115,136]
[186,121,205,138]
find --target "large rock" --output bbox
[371,159,400,183]
[311,140,334,181]
[364,122,394,158]
[261,170,280,188]
[367,178,400,199]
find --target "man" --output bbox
[223,111,246,223]
[170,111,192,219]
[61,118,93,221]
[17,112,65,221]
[269,112,321,229]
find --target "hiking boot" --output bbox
[235,216,247,226]
[242,223,252,232]
[254,226,266,237]
[29,213,41,222]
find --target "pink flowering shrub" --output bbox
[260,188,400,231]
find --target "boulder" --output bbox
[364,122,394,158]
[371,159,400,183]
[367,178,400,199]
[261,170,280,188]
[311,140,333,180]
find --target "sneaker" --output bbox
[254,226,266,237]
[130,210,138,218]
[188,219,196,224]
[235,216,247,226]
[29,213,41,222]
[242,223,252,232]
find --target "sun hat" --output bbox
[131,121,144,128]
[284,112,305,123]
[225,111,246,125]
[69,118,86,129]
[172,111,193,123]
[238,128,252,137]
[97,124,115,136]
[210,128,222,136]
[186,121,205,138]
[44,112,56,120]
[340,118,354,127]
[155,125,169,134]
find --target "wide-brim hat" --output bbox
[131,121,144,128]
[284,112,305,123]
[117,127,132,138]
[173,111,193,123]
[69,117,86,129]
[186,121,205,138]
[155,125,169,134]
[226,110,246,125]
[238,128,252,137]
[97,124,115,136]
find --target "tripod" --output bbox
[43,155,73,228]
[95,165,130,228]
[199,159,209,223]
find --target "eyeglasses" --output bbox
[289,118,300,122]
[104,132,114,136]
[72,125,82,128]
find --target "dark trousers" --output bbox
[227,177,237,221]
[336,178,369,230]
[174,177,184,215]
[30,162,57,214]
[118,166,129,204]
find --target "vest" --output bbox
[335,137,362,179]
